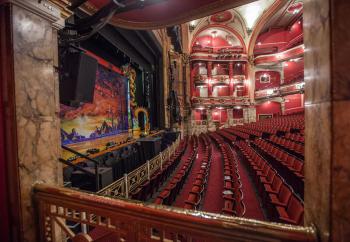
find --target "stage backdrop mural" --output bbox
[60,64,129,146]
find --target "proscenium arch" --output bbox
[82,0,258,30]
[190,24,247,53]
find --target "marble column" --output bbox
[0,0,63,241]
[227,108,233,126]
[304,0,350,241]
[228,62,234,96]
[280,100,286,115]
[207,61,213,97]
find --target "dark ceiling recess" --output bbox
[167,26,182,53]
[72,9,162,71]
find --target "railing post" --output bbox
[147,160,150,180]
[81,212,87,234]
[124,173,128,199]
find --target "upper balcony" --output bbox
[255,81,305,100]
[190,46,248,62]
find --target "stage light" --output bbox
[266,89,274,95]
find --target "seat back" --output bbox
[267,170,276,182]
[293,160,303,172]
[278,184,292,204]
[272,176,283,192]
[287,195,304,225]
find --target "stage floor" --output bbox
[61,130,164,164]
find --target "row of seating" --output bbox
[215,129,237,143]
[224,128,250,140]
[131,137,189,201]
[209,132,245,217]
[235,141,303,225]
[231,125,263,137]
[253,139,304,180]
[236,114,304,135]
[184,134,212,210]
[284,132,305,144]
[154,137,199,205]
[268,135,304,157]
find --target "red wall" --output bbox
[212,109,228,123]
[255,71,281,90]
[256,101,281,119]
[213,86,229,96]
[212,63,228,75]
[284,94,304,114]
[194,110,203,120]
[232,109,243,118]
[283,59,304,84]
[254,20,303,53]
[194,35,241,50]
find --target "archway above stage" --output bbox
[74,0,257,29]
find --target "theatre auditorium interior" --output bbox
[0,0,349,241]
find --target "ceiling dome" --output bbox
[210,11,233,24]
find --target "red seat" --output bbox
[260,169,276,184]
[269,184,292,207]
[264,175,283,194]
[276,195,304,225]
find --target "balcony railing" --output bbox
[34,184,317,242]
[192,96,250,106]
[255,81,304,100]
[97,137,181,199]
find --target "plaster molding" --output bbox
[1,0,65,29]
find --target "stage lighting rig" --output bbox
[60,0,166,44]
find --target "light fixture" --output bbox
[228,41,232,45]
[196,41,199,45]
[257,42,262,46]
[207,40,211,44]
[266,89,274,95]
[234,106,242,109]
[284,62,289,67]
[293,9,300,14]
[298,20,301,24]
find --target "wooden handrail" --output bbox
[34,184,317,242]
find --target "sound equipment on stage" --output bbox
[59,50,97,107]
[71,167,113,191]
[164,131,180,142]
[138,137,162,160]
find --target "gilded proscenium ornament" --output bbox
[122,65,137,110]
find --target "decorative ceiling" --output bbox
[258,0,303,34]
[79,0,257,29]
[234,0,275,30]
